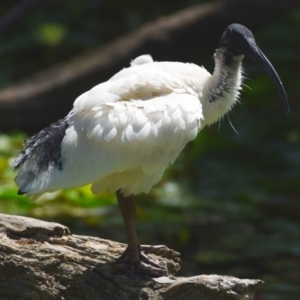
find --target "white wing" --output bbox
[54,92,203,195]
[16,55,211,197]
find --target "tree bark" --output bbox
[0,0,298,133]
[0,213,263,300]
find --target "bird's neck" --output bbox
[201,48,243,127]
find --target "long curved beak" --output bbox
[244,42,290,114]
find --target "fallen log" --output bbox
[0,213,263,299]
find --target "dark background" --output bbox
[0,1,299,299]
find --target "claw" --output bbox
[130,261,165,277]
[115,244,167,277]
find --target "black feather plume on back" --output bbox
[13,118,69,189]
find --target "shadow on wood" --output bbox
[0,213,263,299]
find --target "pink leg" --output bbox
[116,190,165,276]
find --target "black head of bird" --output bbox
[219,23,290,114]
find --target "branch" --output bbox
[0,0,298,133]
[0,213,263,299]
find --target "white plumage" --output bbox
[15,52,242,199]
[14,24,289,276]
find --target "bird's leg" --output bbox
[116,191,139,264]
[116,190,165,276]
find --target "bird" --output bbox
[13,24,289,277]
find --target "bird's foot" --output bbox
[116,244,168,277]
[130,261,165,277]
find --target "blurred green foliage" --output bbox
[0,1,300,300]
[35,23,67,47]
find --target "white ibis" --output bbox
[13,24,289,276]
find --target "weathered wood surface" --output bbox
[0,0,298,133]
[0,213,263,299]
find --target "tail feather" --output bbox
[13,117,69,196]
